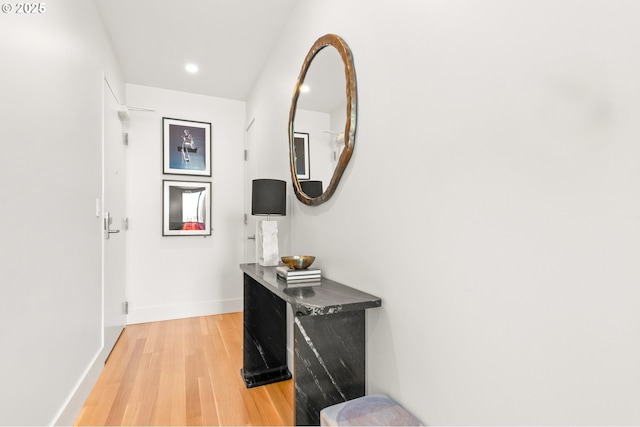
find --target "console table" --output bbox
[240,263,382,426]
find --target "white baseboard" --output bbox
[53,346,105,426]
[127,298,243,324]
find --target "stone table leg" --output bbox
[241,273,292,387]
[294,310,366,426]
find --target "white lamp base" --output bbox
[257,220,279,266]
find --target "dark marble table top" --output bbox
[240,263,381,317]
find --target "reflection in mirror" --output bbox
[300,180,323,198]
[289,34,357,205]
[293,132,310,180]
[295,47,346,184]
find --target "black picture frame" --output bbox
[163,117,211,176]
[162,180,212,236]
[294,132,310,180]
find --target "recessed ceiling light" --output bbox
[300,84,310,93]
[185,63,199,73]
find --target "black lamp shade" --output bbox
[252,179,286,216]
[300,180,323,198]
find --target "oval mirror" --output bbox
[288,34,357,205]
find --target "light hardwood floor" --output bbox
[75,312,294,426]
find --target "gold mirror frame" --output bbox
[288,34,357,206]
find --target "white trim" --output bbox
[52,347,103,426]
[127,298,243,325]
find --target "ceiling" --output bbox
[94,0,297,101]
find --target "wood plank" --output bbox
[75,312,293,426]
[169,318,187,426]
[103,336,147,425]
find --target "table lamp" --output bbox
[300,180,323,198]
[252,179,286,266]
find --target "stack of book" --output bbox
[276,265,322,287]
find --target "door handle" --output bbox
[104,211,121,240]
[247,235,256,240]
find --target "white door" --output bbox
[244,118,257,263]
[102,78,127,361]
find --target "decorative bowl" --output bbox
[281,255,316,270]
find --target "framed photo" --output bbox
[294,132,310,180]
[163,117,211,176]
[162,180,211,236]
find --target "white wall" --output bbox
[124,84,245,324]
[248,1,640,424]
[0,0,123,425]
